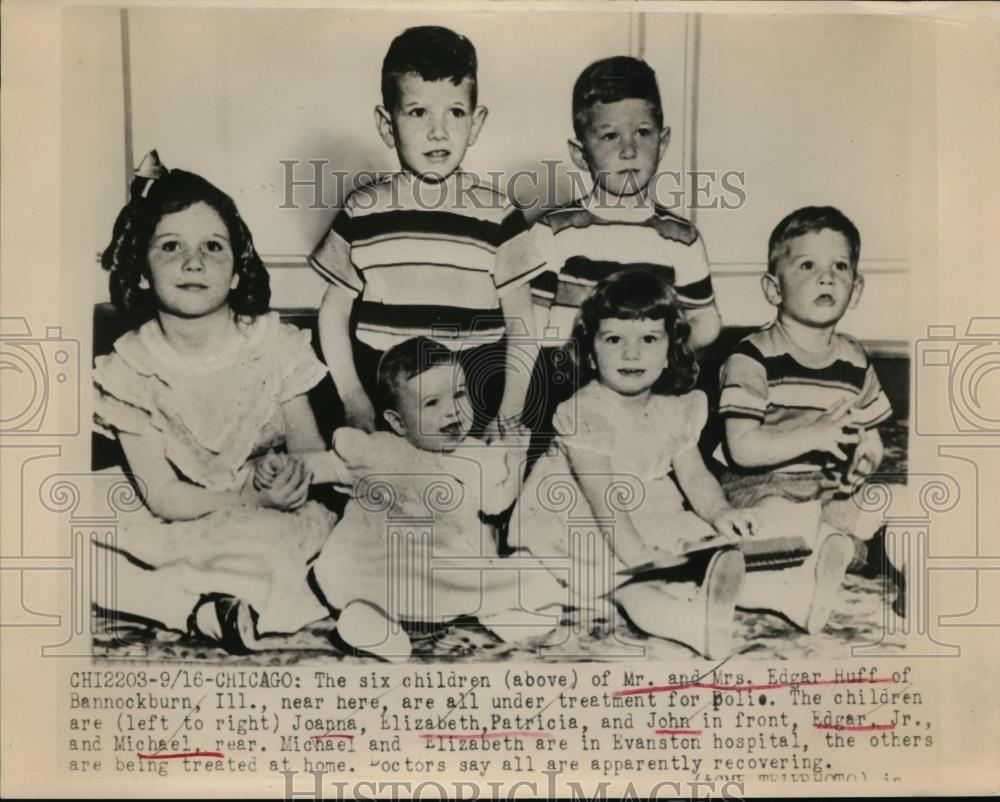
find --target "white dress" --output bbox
[509,382,717,605]
[311,428,566,624]
[92,313,337,634]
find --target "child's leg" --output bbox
[739,527,854,633]
[333,600,412,662]
[94,544,201,633]
[616,548,745,659]
[96,543,272,653]
[480,615,560,644]
[478,575,564,643]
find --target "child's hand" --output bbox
[255,457,311,511]
[483,416,531,445]
[808,397,861,461]
[845,428,884,485]
[480,417,503,444]
[252,451,287,491]
[343,389,377,433]
[711,508,758,538]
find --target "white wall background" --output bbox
[67,6,931,346]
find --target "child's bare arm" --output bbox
[119,432,294,520]
[724,397,862,468]
[564,445,653,565]
[672,446,755,537]
[686,303,723,351]
[282,394,326,453]
[496,283,540,428]
[318,285,376,432]
[299,450,353,487]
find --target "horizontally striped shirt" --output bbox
[309,172,543,351]
[528,196,715,343]
[717,321,893,473]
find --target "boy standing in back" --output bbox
[311,26,544,435]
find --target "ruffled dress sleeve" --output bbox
[92,337,157,439]
[657,390,709,467]
[270,320,329,403]
[552,385,616,457]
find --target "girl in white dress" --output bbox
[93,152,337,652]
[510,268,756,658]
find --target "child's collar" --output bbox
[591,378,658,414]
[583,185,655,221]
[399,168,465,188]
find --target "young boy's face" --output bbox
[764,228,863,329]
[376,74,487,180]
[384,363,472,453]
[571,98,668,198]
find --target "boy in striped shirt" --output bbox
[311,27,543,435]
[524,56,722,430]
[718,206,893,631]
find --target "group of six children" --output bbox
[93,26,894,661]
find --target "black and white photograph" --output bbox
[78,5,915,665]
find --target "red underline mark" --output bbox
[613,677,894,698]
[137,751,224,760]
[654,729,703,736]
[308,732,355,742]
[420,731,554,740]
[815,723,896,732]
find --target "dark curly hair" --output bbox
[566,267,698,395]
[101,166,270,326]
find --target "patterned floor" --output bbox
[94,562,907,665]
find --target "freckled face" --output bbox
[145,202,236,318]
[382,74,485,180]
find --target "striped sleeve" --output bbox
[494,207,547,295]
[308,205,363,295]
[718,341,769,420]
[673,231,715,308]
[855,361,893,428]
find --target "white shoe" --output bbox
[617,548,745,659]
[700,549,747,659]
[188,594,258,655]
[797,533,853,634]
[334,601,412,663]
